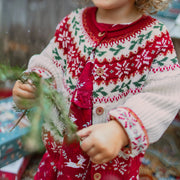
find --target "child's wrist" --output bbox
[109,119,129,148]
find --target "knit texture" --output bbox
[28,7,180,179]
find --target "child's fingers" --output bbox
[80,135,94,152]
[13,80,36,99]
[77,126,93,138]
[13,86,36,99]
[18,80,36,93]
[90,153,102,164]
[90,154,109,164]
[17,89,36,99]
[86,146,98,157]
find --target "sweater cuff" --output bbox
[27,67,52,79]
[108,107,149,158]
[26,67,57,89]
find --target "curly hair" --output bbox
[135,0,171,14]
[78,0,171,15]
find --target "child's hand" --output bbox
[13,80,37,109]
[77,120,129,164]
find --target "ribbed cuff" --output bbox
[108,107,149,158]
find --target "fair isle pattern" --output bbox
[53,7,177,106]
[31,67,52,79]
[109,107,149,157]
[82,7,157,46]
[93,87,142,104]
[29,6,180,180]
[150,50,180,72]
[151,63,180,74]
[38,133,142,180]
[30,67,57,89]
[42,128,62,155]
[29,6,180,152]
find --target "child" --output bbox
[13,0,180,179]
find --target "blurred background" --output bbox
[0,0,91,67]
[0,0,180,179]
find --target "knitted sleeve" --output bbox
[109,32,180,158]
[26,13,71,92]
[25,17,70,136]
[27,37,63,91]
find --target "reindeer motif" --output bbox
[65,155,86,169]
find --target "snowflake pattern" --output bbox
[75,81,85,90]
[113,159,128,175]
[51,142,62,154]
[115,61,131,78]
[75,173,84,178]
[61,149,68,160]
[129,175,139,180]
[39,161,45,168]
[155,37,169,53]
[92,163,108,171]
[67,46,76,58]
[70,57,84,76]
[43,171,47,178]
[50,161,57,172]
[135,50,151,69]
[109,107,148,157]
[42,131,62,154]
[58,31,71,48]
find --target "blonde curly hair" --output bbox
[78,0,171,15]
[135,0,171,14]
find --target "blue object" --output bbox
[0,97,30,167]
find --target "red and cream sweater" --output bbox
[28,7,180,158]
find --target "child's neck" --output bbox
[96,6,142,25]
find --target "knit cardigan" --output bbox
[28,7,180,158]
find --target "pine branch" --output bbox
[0,64,24,81]
[0,64,79,152]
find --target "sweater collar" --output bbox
[82,7,156,40]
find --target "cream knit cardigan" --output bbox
[27,7,180,158]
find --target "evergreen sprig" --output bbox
[0,64,24,81]
[0,64,79,152]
